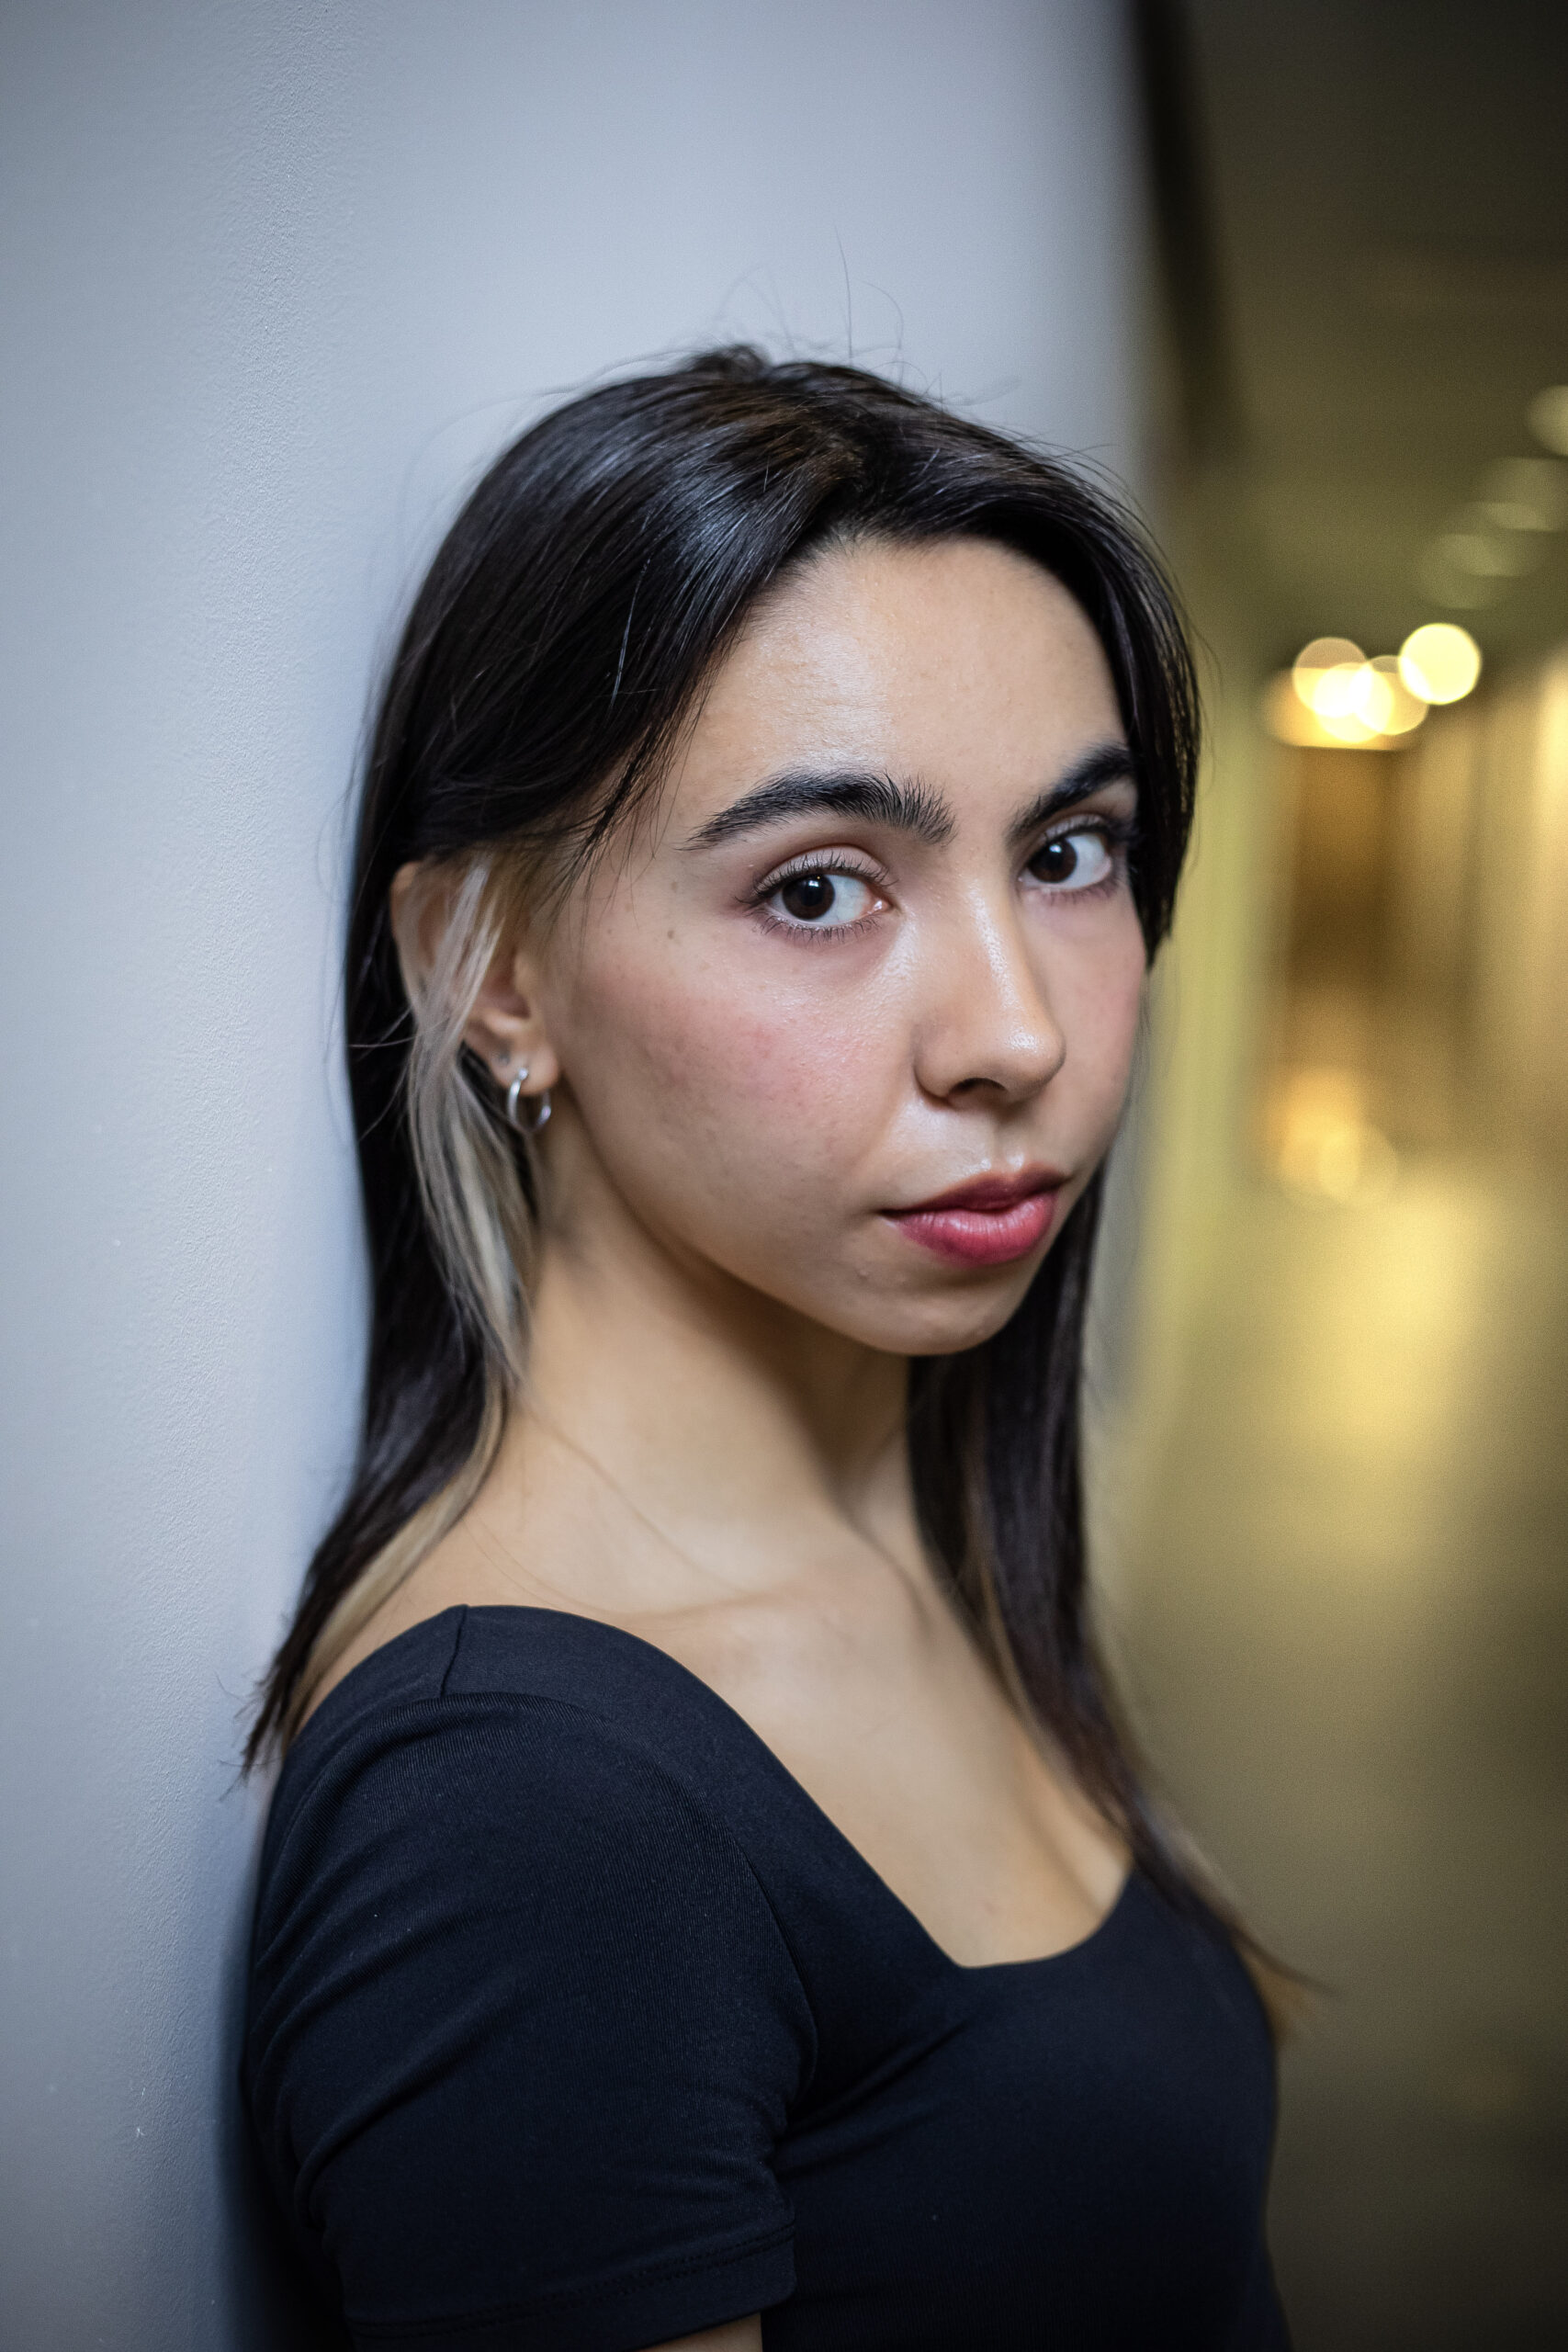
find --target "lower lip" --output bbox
[885,1190,1060,1268]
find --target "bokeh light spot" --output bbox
[1362,656,1427,734]
[1292,637,1364,711]
[1399,624,1482,706]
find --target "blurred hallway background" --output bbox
[1113,5,1568,2341]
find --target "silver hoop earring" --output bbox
[505,1068,552,1135]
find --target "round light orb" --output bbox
[1399,623,1482,706]
[1528,386,1568,457]
[1261,673,1393,749]
[1348,662,1395,732]
[1362,655,1426,734]
[1312,661,1367,720]
[1292,636,1363,709]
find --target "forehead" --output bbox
[670,537,1122,820]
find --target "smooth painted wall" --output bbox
[0,5,1145,2340]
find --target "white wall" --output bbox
[0,5,1145,2341]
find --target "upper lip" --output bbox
[888,1166,1069,1216]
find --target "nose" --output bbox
[910,886,1066,1107]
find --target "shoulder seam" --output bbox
[435,1603,470,1701]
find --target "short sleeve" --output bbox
[243,1689,815,2351]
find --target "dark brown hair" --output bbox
[247,349,1223,1953]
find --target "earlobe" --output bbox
[462,941,563,1110]
[389,859,563,1112]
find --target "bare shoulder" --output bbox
[296,1510,531,1730]
[295,1479,767,1734]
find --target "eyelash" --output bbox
[748,852,889,943]
[748,811,1137,939]
[1024,812,1137,896]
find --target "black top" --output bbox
[244,1607,1288,2351]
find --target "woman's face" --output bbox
[525,536,1146,1359]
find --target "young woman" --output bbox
[243,350,1289,2351]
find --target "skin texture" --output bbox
[334,539,1149,2352]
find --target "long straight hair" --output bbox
[247,349,1213,1930]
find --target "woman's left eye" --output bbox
[1026,828,1114,892]
[765,869,880,928]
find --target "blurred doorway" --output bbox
[1261,670,1568,1207]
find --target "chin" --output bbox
[819,1270,1043,1362]
[900,1297,1036,1359]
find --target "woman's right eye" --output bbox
[766,869,880,928]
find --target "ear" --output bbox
[389,861,562,1100]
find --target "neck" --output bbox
[499,1130,921,1592]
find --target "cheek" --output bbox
[561,930,895,1216]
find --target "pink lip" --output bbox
[883,1169,1067,1268]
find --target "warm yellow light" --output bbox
[1528,385,1568,457]
[1348,662,1395,731]
[1316,695,1378,744]
[1312,662,1366,721]
[1292,636,1363,709]
[1362,655,1427,734]
[1262,674,1325,744]
[1269,1066,1398,1204]
[1261,673,1393,750]
[1398,623,1482,705]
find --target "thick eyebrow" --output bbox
[1006,741,1136,843]
[684,740,1135,854]
[686,769,954,850]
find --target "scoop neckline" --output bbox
[300,1599,1140,1982]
